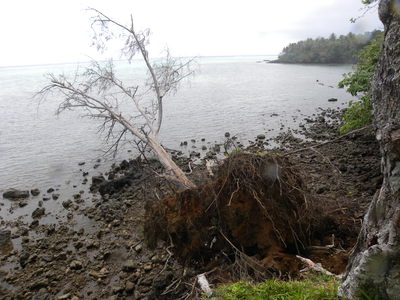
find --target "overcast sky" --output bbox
[0,0,382,67]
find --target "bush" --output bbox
[340,97,373,135]
[338,32,383,134]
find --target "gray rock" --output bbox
[328,98,338,102]
[257,134,266,140]
[19,252,30,267]
[52,193,60,200]
[225,132,230,137]
[3,189,29,199]
[31,189,40,196]
[32,207,45,218]
[62,199,73,209]
[46,188,54,193]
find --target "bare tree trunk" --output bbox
[339,1,400,298]
[148,139,197,189]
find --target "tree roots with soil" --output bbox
[145,153,321,280]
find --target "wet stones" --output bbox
[32,207,45,219]
[92,175,106,186]
[31,189,41,196]
[3,189,30,199]
[62,200,73,209]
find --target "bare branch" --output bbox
[37,8,196,189]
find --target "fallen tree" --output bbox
[37,8,196,189]
[145,153,320,278]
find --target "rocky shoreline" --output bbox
[0,107,381,299]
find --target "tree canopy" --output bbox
[274,30,382,64]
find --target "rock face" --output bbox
[339,1,400,298]
[3,189,29,199]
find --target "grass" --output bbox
[208,273,339,300]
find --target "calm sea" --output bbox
[0,56,354,197]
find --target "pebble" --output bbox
[70,260,83,270]
[122,260,137,272]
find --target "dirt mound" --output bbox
[145,153,317,277]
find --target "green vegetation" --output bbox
[275,31,382,64]
[210,274,339,300]
[338,31,383,134]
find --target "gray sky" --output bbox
[0,0,382,67]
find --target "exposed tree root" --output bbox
[145,152,321,278]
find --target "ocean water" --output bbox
[0,56,354,196]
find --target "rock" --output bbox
[31,189,40,196]
[134,244,142,253]
[125,281,135,292]
[122,260,137,272]
[70,260,83,270]
[78,161,85,166]
[225,132,230,138]
[42,196,50,201]
[19,200,28,207]
[328,98,338,102]
[19,252,30,267]
[62,200,73,209]
[3,189,29,199]
[190,151,201,157]
[30,219,39,228]
[0,230,13,255]
[112,284,124,294]
[257,134,266,140]
[202,145,207,150]
[52,193,60,200]
[92,176,106,186]
[58,293,71,300]
[32,207,45,218]
[143,264,153,272]
[47,188,54,193]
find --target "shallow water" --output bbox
[0,56,354,201]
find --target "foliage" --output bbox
[275,31,382,64]
[210,274,339,300]
[338,31,383,134]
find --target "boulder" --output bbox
[3,189,29,199]
[328,98,338,102]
